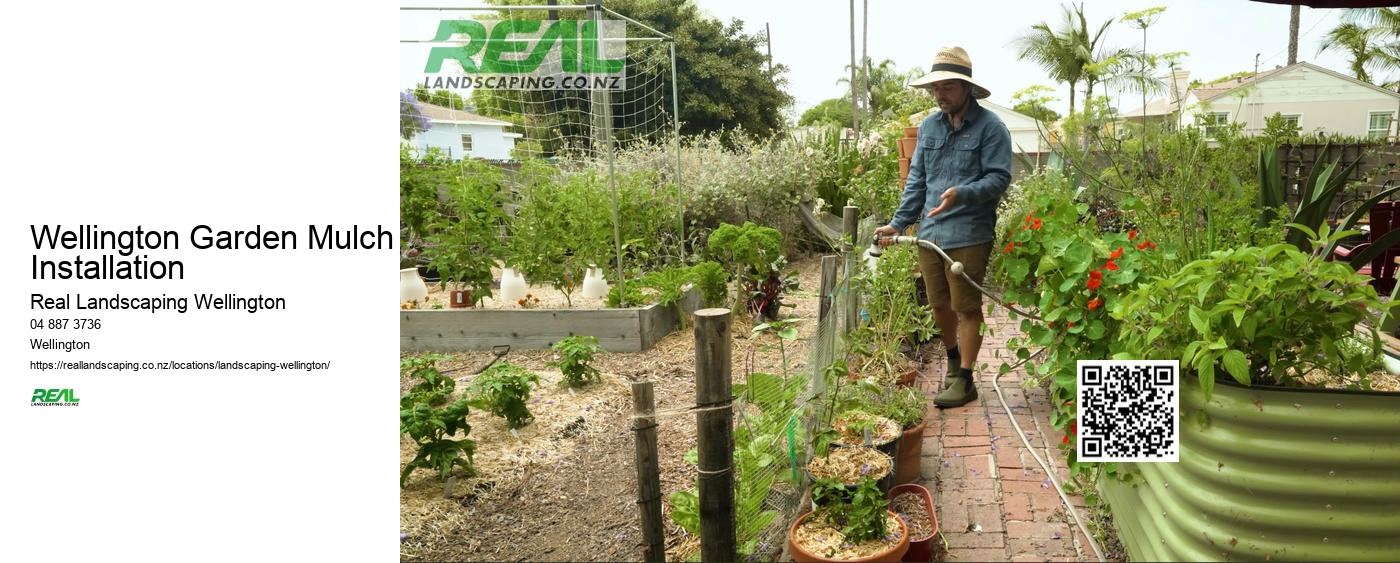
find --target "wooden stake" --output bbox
[819,255,837,322]
[694,308,735,563]
[632,381,665,563]
[843,206,860,335]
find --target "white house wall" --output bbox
[416,122,516,160]
[1200,65,1400,138]
[982,102,1049,154]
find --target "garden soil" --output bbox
[401,254,832,562]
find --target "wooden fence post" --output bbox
[693,308,735,563]
[632,381,665,563]
[818,255,837,322]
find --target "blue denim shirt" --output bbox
[889,99,1012,250]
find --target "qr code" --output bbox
[1076,360,1179,463]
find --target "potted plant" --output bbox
[1100,230,1400,561]
[887,483,937,563]
[882,386,929,485]
[423,160,509,307]
[788,476,910,562]
[852,243,934,384]
[806,444,896,495]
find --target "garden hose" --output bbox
[870,235,1042,321]
[868,237,1103,559]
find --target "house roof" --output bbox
[1191,65,1289,102]
[1123,61,1400,118]
[418,102,514,127]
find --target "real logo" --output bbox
[32,388,80,405]
[422,19,627,91]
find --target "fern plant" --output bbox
[548,335,604,388]
[468,362,540,429]
[400,354,475,488]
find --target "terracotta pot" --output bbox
[894,418,926,485]
[448,289,472,308]
[788,509,911,563]
[897,138,918,159]
[896,368,918,388]
[903,126,919,138]
[898,158,910,182]
[888,484,938,562]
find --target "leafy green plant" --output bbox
[424,160,510,304]
[852,243,934,379]
[548,335,604,388]
[1114,229,1391,398]
[1251,143,1400,262]
[751,316,804,378]
[399,354,475,488]
[810,476,891,546]
[468,362,541,429]
[882,386,927,428]
[399,145,449,247]
[605,278,649,308]
[996,188,1173,487]
[641,266,697,327]
[506,161,605,307]
[707,221,797,322]
[688,260,730,308]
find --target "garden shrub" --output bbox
[400,354,475,487]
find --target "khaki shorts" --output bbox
[917,243,991,313]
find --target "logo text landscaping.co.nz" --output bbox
[32,388,80,406]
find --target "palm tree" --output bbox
[1014,12,1084,116]
[1013,2,1124,118]
[838,57,905,123]
[1319,8,1400,88]
[1318,22,1379,83]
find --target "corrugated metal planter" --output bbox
[1101,377,1400,561]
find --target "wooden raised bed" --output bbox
[400,290,701,353]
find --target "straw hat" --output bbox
[909,46,991,99]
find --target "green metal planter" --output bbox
[1100,377,1400,561]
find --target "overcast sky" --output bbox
[402,1,1362,119]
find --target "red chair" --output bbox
[1333,201,1400,294]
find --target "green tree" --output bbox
[799,98,854,128]
[482,0,792,143]
[609,0,791,139]
[412,87,469,111]
[838,57,909,123]
[1010,85,1061,124]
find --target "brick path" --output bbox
[911,307,1104,562]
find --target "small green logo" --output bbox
[32,388,80,406]
[421,19,626,91]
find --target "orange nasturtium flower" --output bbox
[1005,242,1015,253]
[1105,259,1118,271]
[1062,421,1078,444]
[1087,297,1103,311]
[1087,269,1104,290]
[1137,240,1151,250]
[1128,229,1138,240]
[1032,218,1043,230]
[1110,246,1123,259]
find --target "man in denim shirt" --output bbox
[874,46,1012,408]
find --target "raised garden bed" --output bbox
[400,289,701,353]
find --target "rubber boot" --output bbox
[934,369,978,408]
[943,346,960,390]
